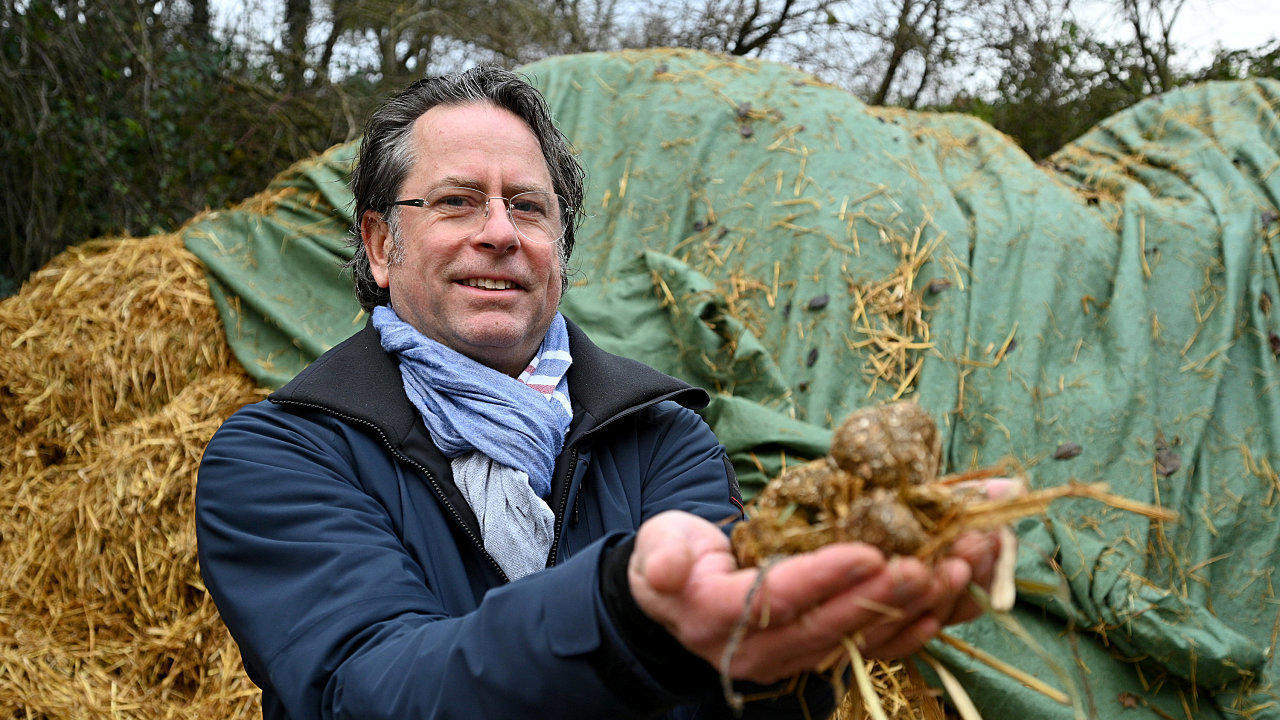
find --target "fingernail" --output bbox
[941,557,971,589]
[897,577,929,603]
[888,559,928,602]
[849,555,881,582]
[984,478,1023,500]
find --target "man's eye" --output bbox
[511,198,549,216]
[436,195,476,209]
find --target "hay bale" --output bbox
[0,234,264,717]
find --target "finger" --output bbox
[924,557,969,628]
[980,477,1024,500]
[638,509,735,559]
[751,560,960,677]
[941,530,1001,624]
[633,511,734,595]
[853,567,952,652]
[771,592,946,671]
[673,541,886,640]
[671,546,888,679]
[739,556,931,662]
[863,613,943,659]
[746,542,887,624]
[725,640,852,684]
[950,530,998,586]
[639,536,696,595]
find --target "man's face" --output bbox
[363,102,564,376]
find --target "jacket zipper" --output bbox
[545,447,579,568]
[270,398,511,583]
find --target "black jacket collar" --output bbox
[268,316,709,450]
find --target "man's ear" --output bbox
[361,210,393,289]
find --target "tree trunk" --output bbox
[188,0,210,45]
[317,11,345,84]
[283,0,310,89]
[873,0,920,105]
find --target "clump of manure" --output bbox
[726,400,1177,720]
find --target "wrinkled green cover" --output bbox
[183,49,1280,719]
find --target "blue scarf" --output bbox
[371,305,573,498]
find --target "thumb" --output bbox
[633,525,696,596]
[642,538,696,595]
[633,511,716,595]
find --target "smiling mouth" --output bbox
[459,278,520,290]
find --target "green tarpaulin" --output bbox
[183,48,1280,719]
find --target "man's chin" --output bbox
[449,326,546,374]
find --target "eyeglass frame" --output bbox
[386,186,572,245]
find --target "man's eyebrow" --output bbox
[504,181,553,196]
[431,175,484,191]
[430,176,552,196]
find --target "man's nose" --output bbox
[472,197,520,251]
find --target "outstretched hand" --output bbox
[629,484,1012,684]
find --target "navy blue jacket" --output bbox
[196,320,830,719]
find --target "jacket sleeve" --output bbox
[195,401,692,720]
[635,400,743,523]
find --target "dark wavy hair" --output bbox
[347,67,585,310]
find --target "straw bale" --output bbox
[0,234,264,717]
[1,234,239,470]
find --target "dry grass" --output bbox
[836,659,946,720]
[845,222,941,401]
[0,234,265,718]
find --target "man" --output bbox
[196,66,1004,719]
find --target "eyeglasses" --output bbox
[389,186,570,245]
